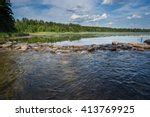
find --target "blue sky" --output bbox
[11,0,150,28]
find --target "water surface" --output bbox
[54,35,150,46]
[0,50,150,100]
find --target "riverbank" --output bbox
[0,41,150,54]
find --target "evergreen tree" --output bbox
[0,0,15,32]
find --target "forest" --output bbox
[15,18,150,33]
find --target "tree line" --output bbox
[15,18,150,33]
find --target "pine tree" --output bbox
[0,0,15,32]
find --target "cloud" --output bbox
[102,0,114,5]
[127,14,142,19]
[70,13,108,23]
[11,0,150,28]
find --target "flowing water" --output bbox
[0,35,150,100]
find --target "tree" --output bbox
[0,0,15,32]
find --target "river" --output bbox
[0,35,150,100]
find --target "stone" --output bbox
[91,44,101,49]
[110,47,117,51]
[112,41,118,45]
[47,48,56,54]
[19,44,28,51]
[87,47,95,52]
[143,45,150,49]
[1,42,13,48]
[121,43,133,50]
[56,50,71,53]
[14,46,21,50]
[144,39,150,45]
[135,47,144,51]
[128,43,144,48]
[80,51,88,54]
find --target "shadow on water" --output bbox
[0,50,150,100]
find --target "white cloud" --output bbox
[102,0,114,5]
[70,13,108,22]
[127,14,142,19]
[70,14,88,20]
[11,0,150,28]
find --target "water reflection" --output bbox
[13,34,150,46]
[55,35,150,46]
[0,50,150,100]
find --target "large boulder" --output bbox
[144,39,150,45]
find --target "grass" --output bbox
[30,31,150,36]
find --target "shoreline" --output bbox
[0,41,150,54]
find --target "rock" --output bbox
[135,47,144,51]
[110,46,117,51]
[14,46,21,50]
[112,41,118,45]
[143,45,150,49]
[87,47,95,52]
[128,43,144,48]
[120,43,133,50]
[80,51,88,54]
[20,45,28,51]
[30,44,41,51]
[19,44,28,51]
[50,49,56,54]
[56,50,71,53]
[144,39,150,45]
[1,42,13,48]
[72,46,86,52]
[91,44,101,50]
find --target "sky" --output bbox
[11,0,150,28]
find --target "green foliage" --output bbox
[15,18,150,33]
[0,0,15,32]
